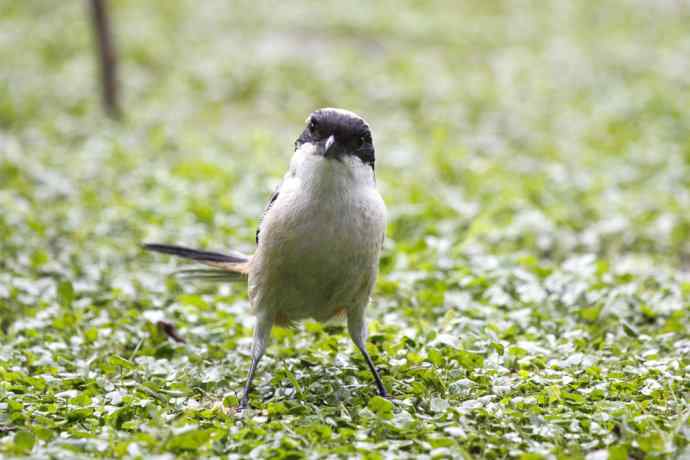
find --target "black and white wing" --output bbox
[255,182,281,245]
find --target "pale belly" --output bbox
[248,185,384,325]
[252,238,374,323]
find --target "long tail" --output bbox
[143,243,250,281]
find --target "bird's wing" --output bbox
[255,182,281,245]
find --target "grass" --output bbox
[1,0,690,458]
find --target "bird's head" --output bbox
[295,108,375,169]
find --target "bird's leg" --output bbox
[238,313,273,410]
[355,340,388,398]
[347,310,388,398]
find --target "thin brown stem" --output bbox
[88,0,121,118]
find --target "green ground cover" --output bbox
[1,1,689,458]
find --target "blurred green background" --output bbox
[1,1,689,458]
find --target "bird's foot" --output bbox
[235,396,250,413]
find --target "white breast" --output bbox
[248,146,386,324]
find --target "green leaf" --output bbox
[177,294,209,310]
[14,430,35,454]
[519,453,543,460]
[167,427,211,451]
[608,444,628,460]
[545,385,561,403]
[267,402,288,416]
[622,322,639,337]
[368,396,394,416]
[490,342,505,355]
[562,392,586,405]
[84,327,98,342]
[508,347,528,358]
[109,355,136,370]
[637,431,666,453]
[57,279,74,308]
[70,392,92,406]
[456,349,484,369]
[580,305,601,321]
[427,348,444,366]
[640,304,657,319]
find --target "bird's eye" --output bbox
[308,119,318,133]
[357,134,370,147]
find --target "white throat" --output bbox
[288,142,376,194]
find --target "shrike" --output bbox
[144,108,388,409]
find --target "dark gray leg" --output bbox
[353,339,388,397]
[238,313,272,410]
[347,310,388,397]
[239,357,260,409]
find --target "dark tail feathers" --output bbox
[143,243,250,281]
[143,243,247,264]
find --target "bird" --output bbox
[144,108,388,409]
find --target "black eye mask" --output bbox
[295,109,375,169]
